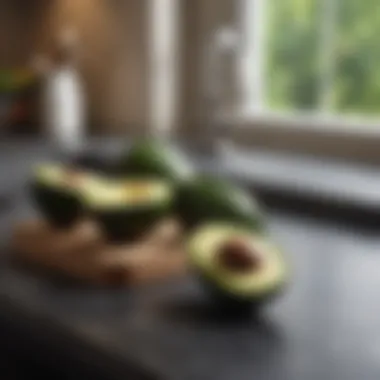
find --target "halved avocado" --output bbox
[120,138,194,183]
[30,163,85,228]
[176,176,265,232]
[188,223,287,310]
[82,178,173,243]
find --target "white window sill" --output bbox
[223,109,380,164]
[236,109,380,138]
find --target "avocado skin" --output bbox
[120,139,194,183]
[91,204,169,244]
[70,151,121,177]
[175,177,265,231]
[199,275,285,314]
[31,181,82,228]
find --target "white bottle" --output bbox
[35,27,85,154]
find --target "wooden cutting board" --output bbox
[11,218,187,286]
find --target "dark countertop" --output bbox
[1,211,380,380]
[0,140,380,380]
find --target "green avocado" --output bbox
[121,138,194,183]
[82,178,173,243]
[30,164,85,228]
[175,176,265,231]
[188,223,287,310]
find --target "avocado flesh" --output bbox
[121,138,194,183]
[36,165,65,187]
[83,179,171,209]
[35,164,88,190]
[176,177,265,232]
[83,179,172,242]
[31,164,84,228]
[188,224,286,300]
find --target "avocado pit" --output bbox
[218,238,262,273]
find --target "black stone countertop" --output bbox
[0,140,379,380]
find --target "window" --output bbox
[242,0,380,120]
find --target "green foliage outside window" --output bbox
[266,0,380,115]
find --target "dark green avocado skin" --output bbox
[30,181,83,228]
[69,151,120,177]
[91,204,168,244]
[175,177,265,231]
[120,139,194,183]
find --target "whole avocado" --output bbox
[175,176,265,232]
[121,138,194,183]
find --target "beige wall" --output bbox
[0,0,149,134]
[0,1,46,66]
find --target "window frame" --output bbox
[174,0,380,163]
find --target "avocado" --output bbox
[175,176,265,231]
[121,138,194,183]
[69,149,121,177]
[188,223,287,310]
[82,178,172,243]
[30,164,85,228]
